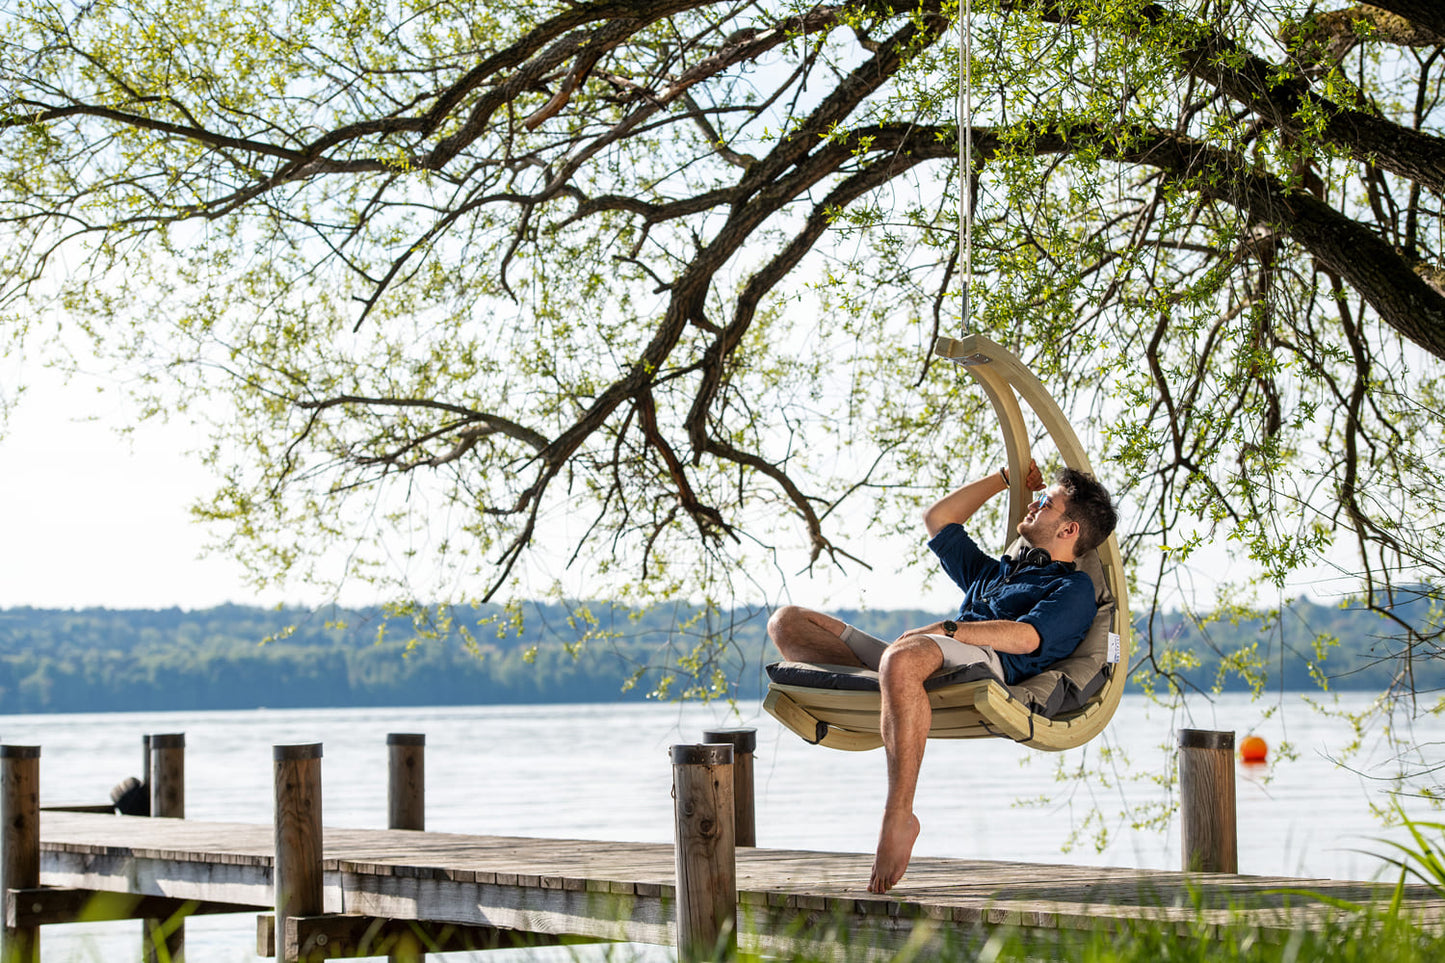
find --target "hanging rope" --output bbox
[958,0,973,336]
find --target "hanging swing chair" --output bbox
[762,332,1131,752]
[762,2,1128,752]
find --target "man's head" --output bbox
[1016,467,1117,562]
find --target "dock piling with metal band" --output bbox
[701,728,757,848]
[386,733,426,963]
[1178,728,1238,874]
[386,733,426,833]
[273,743,325,962]
[145,732,187,963]
[671,743,737,963]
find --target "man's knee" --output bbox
[768,605,814,648]
[879,635,943,685]
[767,605,798,641]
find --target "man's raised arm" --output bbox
[922,461,1041,537]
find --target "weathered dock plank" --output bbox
[30,809,1445,959]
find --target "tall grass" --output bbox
[749,910,1444,963]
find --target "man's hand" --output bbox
[1021,458,1044,492]
[895,622,952,643]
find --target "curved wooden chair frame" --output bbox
[763,333,1131,752]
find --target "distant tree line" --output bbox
[0,595,1436,715]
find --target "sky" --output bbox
[0,364,266,610]
[0,359,966,613]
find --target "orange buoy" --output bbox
[1240,734,1268,763]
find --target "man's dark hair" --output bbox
[1056,467,1117,556]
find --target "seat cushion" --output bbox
[765,659,1000,692]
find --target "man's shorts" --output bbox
[839,623,1006,681]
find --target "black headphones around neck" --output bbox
[1015,546,1055,568]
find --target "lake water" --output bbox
[0,692,1436,961]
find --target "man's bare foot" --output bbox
[868,809,921,893]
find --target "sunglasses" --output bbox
[1031,491,1065,515]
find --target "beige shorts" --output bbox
[839,624,1005,681]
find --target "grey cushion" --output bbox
[765,660,999,692]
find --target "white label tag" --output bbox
[1107,632,1122,664]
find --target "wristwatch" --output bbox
[942,620,958,638]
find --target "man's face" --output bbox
[1017,485,1070,547]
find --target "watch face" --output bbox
[943,620,958,637]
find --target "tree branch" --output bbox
[1028,122,1445,359]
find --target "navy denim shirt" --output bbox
[928,523,1097,684]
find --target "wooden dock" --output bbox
[7,732,1445,962]
[21,809,1445,960]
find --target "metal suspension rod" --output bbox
[959,0,973,336]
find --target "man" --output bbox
[767,461,1118,893]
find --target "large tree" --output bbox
[2,0,1444,715]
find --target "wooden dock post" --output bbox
[144,733,186,963]
[386,734,425,963]
[1178,728,1237,873]
[701,729,756,847]
[670,744,736,963]
[387,734,425,832]
[273,744,324,963]
[2,746,41,963]
[149,734,185,819]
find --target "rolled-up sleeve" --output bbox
[927,523,995,593]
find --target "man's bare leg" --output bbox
[869,635,943,894]
[767,605,865,666]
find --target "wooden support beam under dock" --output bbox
[29,810,1445,959]
[254,912,602,960]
